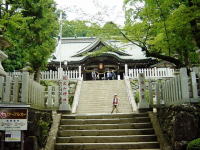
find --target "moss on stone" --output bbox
[187,138,200,150]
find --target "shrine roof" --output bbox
[50,37,151,63]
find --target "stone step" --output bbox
[128,149,160,150]
[60,117,150,125]
[57,135,157,143]
[55,142,160,150]
[60,122,152,130]
[79,97,128,99]
[76,111,133,114]
[83,80,124,83]
[77,80,132,114]
[58,128,155,136]
[62,113,148,119]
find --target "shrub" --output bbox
[37,119,51,147]
[187,138,200,150]
[134,90,150,104]
[134,91,140,103]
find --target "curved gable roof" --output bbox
[72,38,131,57]
[50,37,149,63]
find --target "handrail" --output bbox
[124,76,138,112]
[71,77,83,113]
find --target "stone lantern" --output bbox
[0,36,10,76]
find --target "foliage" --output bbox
[40,80,58,89]
[0,1,30,71]
[1,0,58,76]
[122,0,200,67]
[20,0,58,76]
[62,20,100,37]
[134,89,150,103]
[187,138,200,150]
[61,20,121,38]
[69,95,74,106]
[134,90,140,103]
[37,119,51,147]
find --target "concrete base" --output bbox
[57,110,71,114]
[138,108,153,113]
[59,103,71,110]
[138,101,149,110]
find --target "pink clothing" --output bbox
[113,97,119,105]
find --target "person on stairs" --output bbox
[91,70,96,80]
[111,93,120,113]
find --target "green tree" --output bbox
[1,0,58,80]
[20,0,58,80]
[122,0,200,67]
[0,0,29,71]
[62,20,101,37]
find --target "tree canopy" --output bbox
[123,0,200,67]
[1,0,58,78]
[1,0,199,74]
[62,20,100,37]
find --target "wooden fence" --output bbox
[128,67,174,79]
[0,72,60,108]
[8,66,82,81]
[41,66,82,80]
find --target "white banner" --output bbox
[0,119,27,130]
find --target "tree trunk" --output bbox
[145,49,185,68]
[34,68,41,82]
[183,49,190,67]
[118,28,185,68]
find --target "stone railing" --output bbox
[156,68,200,105]
[124,76,138,112]
[131,67,200,110]
[0,72,61,109]
[71,78,83,113]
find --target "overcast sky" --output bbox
[55,0,125,26]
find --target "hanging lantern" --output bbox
[98,63,104,70]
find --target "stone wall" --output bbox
[24,108,52,150]
[157,104,200,150]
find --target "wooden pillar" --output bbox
[58,67,63,80]
[125,64,128,78]
[79,66,82,79]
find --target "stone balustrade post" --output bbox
[180,68,189,102]
[21,72,29,103]
[138,73,149,109]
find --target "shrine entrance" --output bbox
[81,55,125,80]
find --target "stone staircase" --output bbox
[76,80,133,114]
[55,113,160,150]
